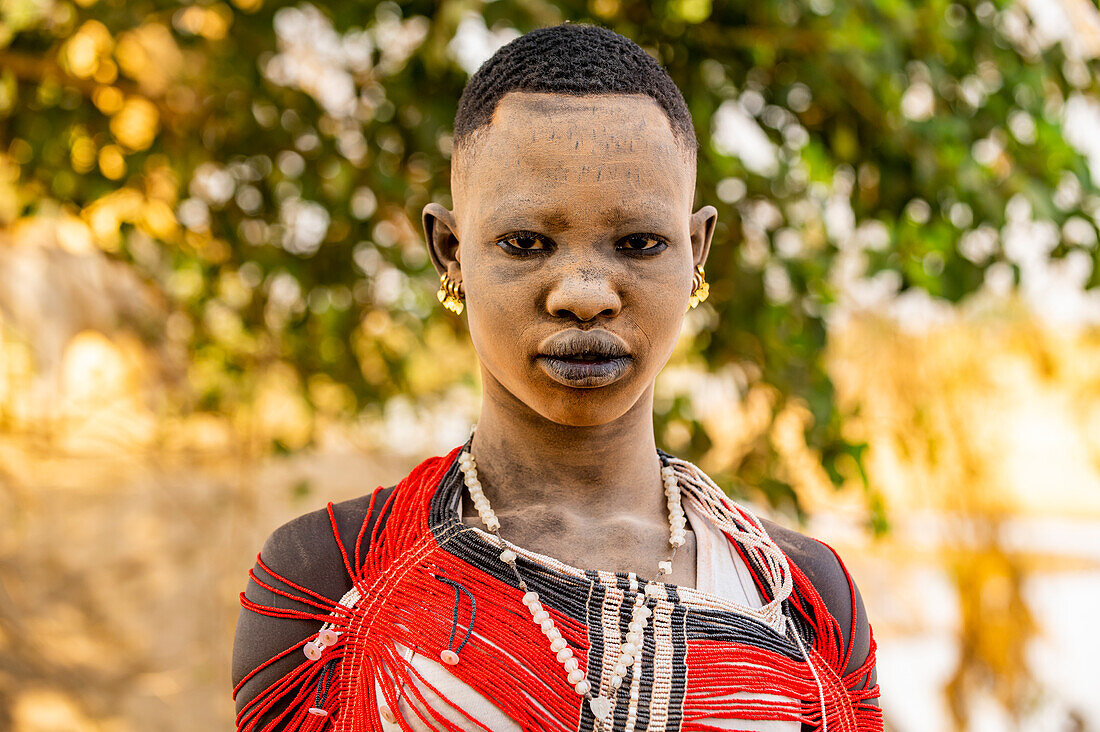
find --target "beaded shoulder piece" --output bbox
[234,443,882,731]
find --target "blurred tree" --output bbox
[1,0,1098,520]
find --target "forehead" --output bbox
[453,92,695,231]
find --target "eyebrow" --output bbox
[598,204,676,229]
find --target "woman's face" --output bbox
[425,92,715,427]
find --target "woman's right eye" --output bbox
[497,233,551,254]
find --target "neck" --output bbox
[468,371,665,523]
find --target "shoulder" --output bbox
[232,486,397,716]
[258,488,396,580]
[758,517,874,682]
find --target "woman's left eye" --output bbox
[619,235,667,254]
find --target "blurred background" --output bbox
[1,0,1099,729]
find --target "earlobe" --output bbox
[689,205,718,268]
[422,202,461,277]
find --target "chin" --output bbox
[528,381,646,428]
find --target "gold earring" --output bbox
[437,272,465,314]
[688,265,710,309]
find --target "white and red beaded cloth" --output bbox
[235,443,881,732]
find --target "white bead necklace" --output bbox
[456,446,688,728]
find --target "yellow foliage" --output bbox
[82,187,144,249]
[114,23,185,96]
[91,58,117,85]
[97,144,126,182]
[62,20,113,80]
[174,4,233,41]
[255,362,312,449]
[92,85,124,115]
[110,97,160,151]
[139,199,178,240]
[55,214,95,254]
[69,134,97,174]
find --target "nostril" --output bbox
[546,282,622,322]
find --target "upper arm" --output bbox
[231,489,394,721]
[760,518,878,700]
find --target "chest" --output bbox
[340,500,799,732]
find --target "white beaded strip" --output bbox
[662,455,793,609]
[456,448,686,726]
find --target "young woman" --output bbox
[232,23,881,732]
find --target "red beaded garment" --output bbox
[234,443,881,732]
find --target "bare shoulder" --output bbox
[759,517,875,684]
[231,487,396,716]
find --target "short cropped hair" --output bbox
[453,23,697,155]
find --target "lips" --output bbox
[536,330,633,388]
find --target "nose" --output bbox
[545,268,622,322]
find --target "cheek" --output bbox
[625,274,688,365]
[464,264,538,368]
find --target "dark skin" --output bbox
[232,90,877,723]
[424,92,715,588]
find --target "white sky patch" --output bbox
[266,4,363,118]
[448,13,521,76]
[1022,0,1100,59]
[901,80,935,121]
[711,100,779,177]
[1064,94,1100,183]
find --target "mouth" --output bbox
[535,330,633,388]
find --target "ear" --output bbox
[422,202,461,281]
[689,205,718,269]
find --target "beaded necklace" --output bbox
[455,443,688,729]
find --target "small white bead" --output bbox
[628,621,643,633]
[626,631,642,645]
[556,647,574,662]
[619,652,634,668]
[522,591,539,606]
[532,610,549,623]
[574,680,591,696]
[540,618,555,632]
[563,657,579,672]
[486,517,500,531]
[318,629,339,646]
[637,606,652,618]
[658,560,673,574]
[629,686,639,701]
[610,675,623,689]
[544,627,561,641]
[550,638,567,652]
[499,549,517,563]
[303,641,322,661]
[670,536,685,548]
[567,669,585,684]
[621,642,637,656]
[613,662,627,677]
[645,584,661,598]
